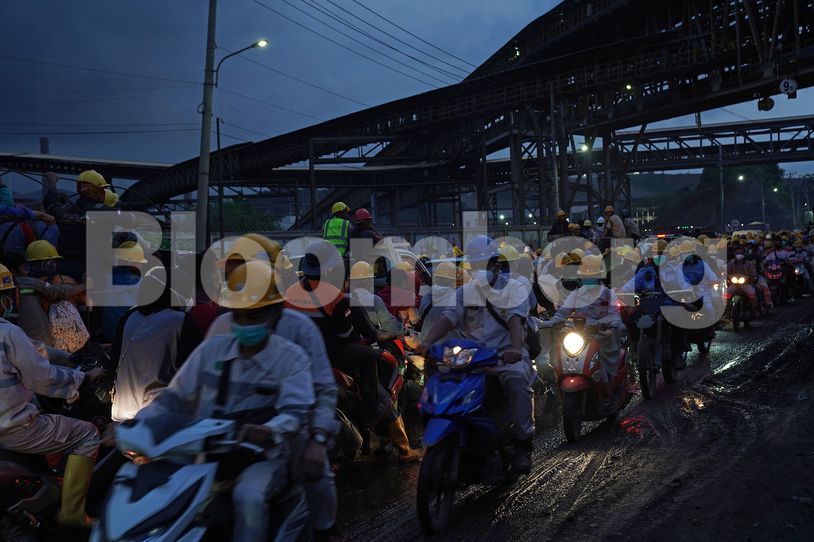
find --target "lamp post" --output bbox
[739,175,766,224]
[194,0,267,252]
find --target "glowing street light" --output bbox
[499,214,505,220]
[738,175,745,181]
[773,187,779,192]
[625,83,633,91]
[580,144,589,152]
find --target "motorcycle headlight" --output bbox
[795,268,802,275]
[562,332,586,357]
[443,346,477,369]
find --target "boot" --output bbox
[511,439,533,474]
[57,454,95,528]
[388,416,421,465]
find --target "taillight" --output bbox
[14,477,43,498]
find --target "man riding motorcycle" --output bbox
[0,263,105,528]
[789,239,814,293]
[128,260,315,541]
[547,255,627,412]
[726,246,759,313]
[417,235,535,473]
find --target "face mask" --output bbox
[652,256,664,266]
[232,322,270,346]
[581,278,601,287]
[471,269,496,288]
[735,254,745,261]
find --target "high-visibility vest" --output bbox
[322,217,350,256]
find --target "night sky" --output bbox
[1,0,812,194]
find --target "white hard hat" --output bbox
[596,216,606,224]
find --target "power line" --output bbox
[0,121,198,128]
[0,53,200,85]
[219,87,325,121]
[317,0,470,78]
[0,84,198,96]
[252,0,439,89]
[0,90,191,109]
[220,47,370,107]
[282,0,453,86]
[0,128,199,136]
[304,0,463,81]
[351,0,478,69]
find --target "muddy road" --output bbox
[335,300,814,541]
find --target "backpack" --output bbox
[49,300,90,353]
[484,301,542,360]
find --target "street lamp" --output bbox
[738,175,744,181]
[195,31,269,252]
[773,187,779,192]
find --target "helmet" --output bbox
[570,248,585,258]
[0,263,15,292]
[352,208,372,222]
[393,261,413,272]
[349,261,374,280]
[596,217,606,225]
[604,205,615,214]
[679,240,696,254]
[220,234,282,266]
[655,239,668,253]
[583,219,592,227]
[499,245,521,262]
[668,246,681,258]
[624,249,642,264]
[26,240,62,261]
[577,254,605,277]
[219,260,285,309]
[77,169,108,188]
[301,241,340,277]
[331,202,349,215]
[567,223,578,231]
[452,246,463,258]
[115,241,148,264]
[616,245,632,257]
[465,235,499,264]
[433,261,457,281]
[556,210,566,218]
[554,252,572,269]
[746,232,754,239]
[104,189,119,207]
[621,209,630,219]
[697,234,709,245]
[794,239,805,248]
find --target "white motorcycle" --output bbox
[90,413,309,542]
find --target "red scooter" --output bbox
[546,318,631,442]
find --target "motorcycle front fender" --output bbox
[422,418,459,447]
[560,375,591,393]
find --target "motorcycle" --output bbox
[416,340,516,534]
[633,293,687,400]
[765,261,788,307]
[790,262,812,298]
[89,414,309,542]
[547,318,631,442]
[728,276,754,332]
[0,347,114,541]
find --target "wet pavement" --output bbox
[334,299,814,541]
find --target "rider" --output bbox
[789,239,814,292]
[548,255,626,412]
[206,235,339,538]
[726,246,759,313]
[132,260,315,542]
[417,235,535,473]
[0,263,105,528]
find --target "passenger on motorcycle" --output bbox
[207,236,339,536]
[549,255,627,412]
[0,263,105,528]
[416,235,535,474]
[726,247,759,312]
[131,261,315,542]
[789,240,814,292]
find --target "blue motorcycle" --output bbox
[416,340,516,533]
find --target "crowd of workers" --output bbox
[1,169,813,540]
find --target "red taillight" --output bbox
[14,477,43,498]
[656,234,667,239]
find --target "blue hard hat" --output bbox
[465,235,499,264]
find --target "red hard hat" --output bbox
[353,208,372,221]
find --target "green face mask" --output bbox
[652,256,664,266]
[231,322,270,346]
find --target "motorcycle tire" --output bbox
[416,441,456,534]
[638,337,658,401]
[562,392,583,443]
[732,300,741,333]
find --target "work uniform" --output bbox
[322,216,351,257]
[726,259,758,307]
[440,277,534,440]
[111,308,185,422]
[604,214,627,239]
[205,308,339,531]
[137,333,314,542]
[44,191,108,281]
[0,318,97,458]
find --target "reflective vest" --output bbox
[322,217,350,256]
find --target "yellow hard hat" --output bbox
[655,240,669,253]
[624,249,642,264]
[554,252,572,268]
[697,234,709,245]
[616,245,632,257]
[577,254,605,277]
[0,263,15,292]
[583,219,592,227]
[115,241,148,264]
[556,210,566,218]
[668,246,681,258]
[26,240,62,261]
[794,239,805,248]
[104,189,119,207]
[452,246,463,258]
[679,240,696,254]
[460,260,472,271]
[499,245,520,262]
[433,261,457,281]
[746,232,754,239]
[394,261,413,272]
[77,169,109,188]
[349,261,374,280]
[568,223,578,231]
[331,202,349,215]
[219,234,282,266]
[219,260,285,309]
[604,205,615,214]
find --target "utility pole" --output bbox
[718,145,725,232]
[195,0,218,253]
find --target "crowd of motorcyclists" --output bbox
[1,171,814,540]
